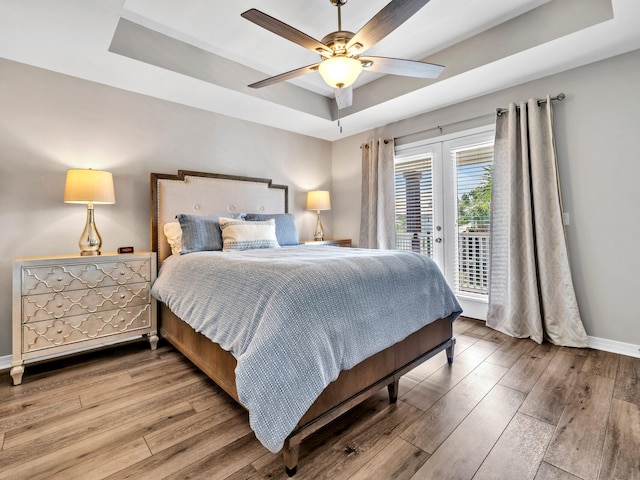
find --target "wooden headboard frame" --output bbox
[151,170,288,265]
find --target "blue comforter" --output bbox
[151,245,461,452]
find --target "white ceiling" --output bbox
[1,0,639,141]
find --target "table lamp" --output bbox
[306,190,331,241]
[64,169,115,256]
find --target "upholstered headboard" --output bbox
[151,170,288,265]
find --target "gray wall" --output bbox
[2,48,639,358]
[331,49,640,346]
[0,59,332,358]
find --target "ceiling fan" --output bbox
[241,0,445,110]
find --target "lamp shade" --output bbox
[306,190,331,211]
[64,169,115,204]
[318,56,363,88]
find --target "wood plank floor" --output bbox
[1,317,638,479]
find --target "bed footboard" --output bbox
[282,330,455,476]
[160,303,454,476]
[162,307,453,476]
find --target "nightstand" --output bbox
[301,238,352,247]
[10,252,158,385]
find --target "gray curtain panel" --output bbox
[359,138,396,249]
[487,96,588,347]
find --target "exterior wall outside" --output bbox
[332,49,640,347]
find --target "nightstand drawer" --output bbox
[22,303,152,353]
[22,282,151,323]
[21,259,152,295]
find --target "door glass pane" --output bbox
[395,156,433,258]
[454,145,493,295]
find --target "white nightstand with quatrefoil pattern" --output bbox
[10,252,158,385]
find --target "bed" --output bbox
[150,170,461,476]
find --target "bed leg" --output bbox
[283,439,300,477]
[446,337,456,365]
[387,380,399,403]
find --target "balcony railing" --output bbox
[396,232,433,257]
[396,230,490,295]
[457,230,490,295]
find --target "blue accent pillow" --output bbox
[244,213,299,246]
[177,213,244,254]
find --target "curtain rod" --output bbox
[360,139,391,149]
[496,92,565,116]
[367,92,566,147]
[394,112,495,144]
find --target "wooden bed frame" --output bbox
[151,170,456,476]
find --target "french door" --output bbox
[394,126,494,320]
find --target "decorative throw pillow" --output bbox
[177,213,244,254]
[244,213,299,246]
[218,217,279,252]
[163,222,183,255]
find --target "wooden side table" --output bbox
[300,238,352,247]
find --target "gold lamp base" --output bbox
[313,210,325,241]
[78,203,103,256]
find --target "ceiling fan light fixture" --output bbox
[318,56,362,88]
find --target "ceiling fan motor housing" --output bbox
[320,31,356,56]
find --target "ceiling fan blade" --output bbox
[242,9,333,57]
[248,63,320,89]
[347,0,431,54]
[334,86,353,109]
[361,56,444,78]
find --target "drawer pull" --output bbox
[57,277,63,282]
[57,303,63,308]
[57,329,63,334]
[119,271,125,276]
[120,294,126,299]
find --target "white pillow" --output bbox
[218,217,279,252]
[163,222,183,255]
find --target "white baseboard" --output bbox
[2,336,638,375]
[588,336,640,358]
[0,354,10,372]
